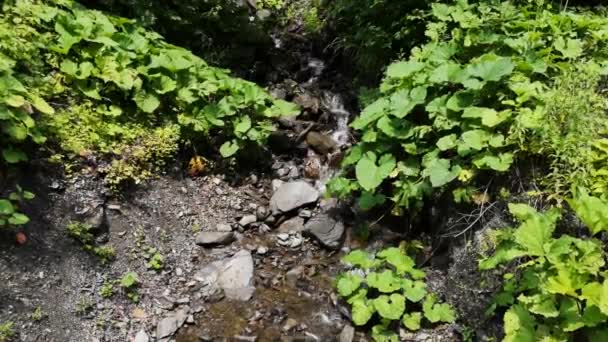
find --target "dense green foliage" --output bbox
[0,0,298,226]
[480,192,608,341]
[337,247,455,341]
[324,0,432,81]
[329,0,608,214]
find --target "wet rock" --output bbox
[271,179,284,193]
[339,325,355,342]
[285,266,305,285]
[255,206,269,221]
[195,231,236,246]
[270,181,319,214]
[239,215,257,227]
[216,223,233,232]
[303,213,344,249]
[306,131,338,155]
[294,93,320,114]
[277,217,305,233]
[196,250,255,301]
[134,330,149,342]
[156,316,178,339]
[282,318,298,332]
[304,155,322,179]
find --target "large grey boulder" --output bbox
[270,181,319,214]
[195,231,235,246]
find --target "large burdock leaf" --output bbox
[336,273,364,297]
[366,270,403,293]
[422,158,461,187]
[555,37,583,59]
[462,107,510,127]
[219,140,239,158]
[402,278,427,302]
[503,305,535,342]
[467,54,515,82]
[355,152,396,191]
[402,312,422,331]
[510,204,559,256]
[422,294,456,323]
[386,61,425,79]
[133,90,160,113]
[373,294,406,320]
[376,247,425,279]
[342,250,378,269]
[567,191,608,235]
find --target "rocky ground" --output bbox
[0,5,506,340]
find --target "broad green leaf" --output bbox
[376,247,425,278]
[219,140,239,158]
[460,129,490,152]
[422,294,456,323]
[352,98,389,130]
[367,270,403,293]
[556,297,585,332]
[0,200,15,215]
[429,63,464,84]
[503,305,535,342]
[511,204,559,256]
[462,107,509,127]
[134,90,160,113]
[554,37,583,59]
[359,192,386,211]
[472,153,513,171]
[545,267,581,297]
[266,99,300,117]
[355,153,396,191]
[351,297,375,326]
[2,148,27,164]
[376,116,413,139]
[342,250,378,269]
[28,95,55,115]
[5,95,26,108]
[567,191,608,235]
[8,213,29,225]
[518,294,558,318]
[386,61,425,79]
[336,273,364,297]
[234,115,251,133]
[467,54,515,82]
[437,134,457,151]
[402,278,427,302]
[422,158,461,187]
[2,122,27,140]
[446,91,475,112]
[371,324,399,342]
[402,312,422,331]
[372,294,406,320]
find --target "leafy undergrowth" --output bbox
[480,191,608,341]
[337,247,455,341]
[0,0,299,227]
[328,0,608,214]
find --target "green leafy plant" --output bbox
[0,186,34,227]
[120,271,139,302]
[0,322,14,342]
[336,247,455,341]
[144,247,163,271]
[66,221,115,264]
[30,306,44,322]
[99,280,114,298]
[480,192,608,341]
[329,0,608,214]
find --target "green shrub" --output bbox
[0,322,14,342]
[120,271,139,302]
[0,186,33,227]
[480,192,608,341]
[67,221,115,263]
[329,1,608,215]
[324,0,432,81]
[0,0,298,196]
[337,247,455,341]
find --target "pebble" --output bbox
[134,330,149,342]
[239,215,257,227]
[256,246,269,255]
[339,325,355,342]
[216,223,233,232]
[282,318,298,332]
[195,231,236,246]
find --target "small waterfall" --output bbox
[314,91,352,192]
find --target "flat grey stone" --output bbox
[277,217,305,233]
[270,181,319,214]
[195,231,235,246]
[339,325,355,342]
[239,215,257,227]
[303,213,344,249]
[134,330,149,342]
[196,250,255,301]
